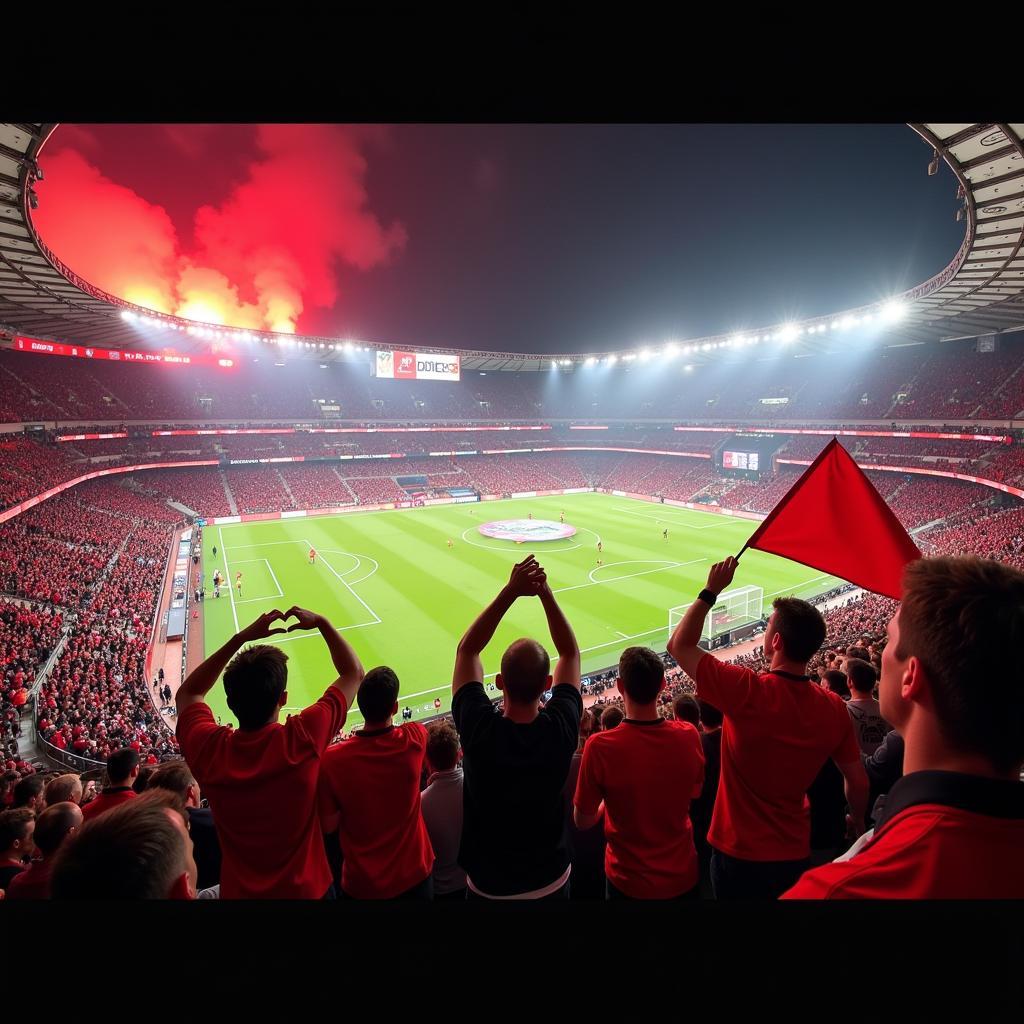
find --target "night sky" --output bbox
[34,123,963,354]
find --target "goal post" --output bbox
[669,584,765,642]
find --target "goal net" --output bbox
[669,584,765,642]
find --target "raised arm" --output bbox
[667,556,739,680]
[176,609,288,713]
[538,581,580,689]
[453,556,546,695]
[282,607,364,708]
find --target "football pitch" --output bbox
[199,492,843,728]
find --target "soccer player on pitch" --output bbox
[448,538,454,550]
[309,547,316,565]
[663,528,669,542]
[235,572,243,599]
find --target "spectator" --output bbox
[563,709,606,900]
[863,728,906,826]
[51,790,197,900]
[600,706,624,731]
[807,757,849,867]
[691,698,723,892]
[821,669,851,700]
[175,607,361,899]
[668,556,869,900]
[5,801,83,900]
[785,556,1024,898]
[420,720,467,900]
[845,658,891,756]
[574,646,705,899]
[149,760,222,892]
[452,555,582,900]
[0,807,35,889]
[1,770,19,808]
[671,694,701,728]
[319,667,434,900]
[12,775,45,812]
[45,774,83,807]
[82,748,140,822]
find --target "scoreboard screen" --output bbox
[722,450,759,471]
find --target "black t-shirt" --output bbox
[690,728,722,853]
[807,758,847,850]
[0,861,26,890]
[453,682,582,896]
[187,806,222,892]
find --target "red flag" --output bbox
[739,438,920,600]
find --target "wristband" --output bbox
[698,589,719,606]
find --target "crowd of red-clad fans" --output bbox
[2,538,1021,903]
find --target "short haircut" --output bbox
[600,706,624,730]
[51,791,188,900]
[148,761,197,799]
[357,666,401,723]
[12,774,45,807]
[847,645,871,661]
[0,807,34,849]
[771,597,827,663]
[133,765,156,794]
[45,774,82,805]
[823,670,850,698]
[698,698,723,729]
[672,694,701,727]
[500,638,551,704]
[106,748,140,785]
[426,720,460,772]
[845,658,877,694]
[618,647,665,704]
[32,802,81,856]
[897,556,1024,775]
[223,645,289,730]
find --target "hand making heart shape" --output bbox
[238,607,322,642]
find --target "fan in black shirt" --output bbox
[452,555,582,899]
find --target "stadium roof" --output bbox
[1,122,1023,371]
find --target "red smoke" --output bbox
[33,125,407,334]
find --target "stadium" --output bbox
[1,121,1023,906]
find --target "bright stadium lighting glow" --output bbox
[664,343,678,357]
[328,343,335,350]
[882,300,907,322]
[607,354,618,365]
[701,343,711,352]
[684,364,693,372]
[585,356,596,366]
[778,324,800,344]
[861,313,873,323]
[121,310,133,321]
[639,348,651,361]
[840,316,855,330]
[729,335,743,347]
[561,359,571,366]
[344,342,353,352]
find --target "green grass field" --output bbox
[200,492,843,728]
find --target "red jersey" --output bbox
[319,723,434,898]
[575,718,705,898]
[5,858,53,900]
[177,686,346,899]
[695,653,861,861]
[783,771,1024,899]
[81,787,136,822]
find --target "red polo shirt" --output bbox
[81,787,136,822]
[695,654,861,862]
[177,686,346,899]
[575,717,705,898]
[318,722,434,899]
[782,771,1024,899]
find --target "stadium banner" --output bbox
[14,335,235,369]
[154,428,297,436]
[309,425,549,433]
[57,432,128,442]
[281,510,308,518]
[373,350,461,381]
[212,515,242,524]
[662,498,766,521]
[511,490,538,498]
[481,494,501,501]
[569,425,609,430]
[675,425,1010,443]
[562,487,594,494]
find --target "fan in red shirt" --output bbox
[5,801,82,900]
[81,748,140,822]
[668,556,869,900]
[574,646,705,899]
[319,666,434,899]
[176,606,364,899]
[784,556,1024,899]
